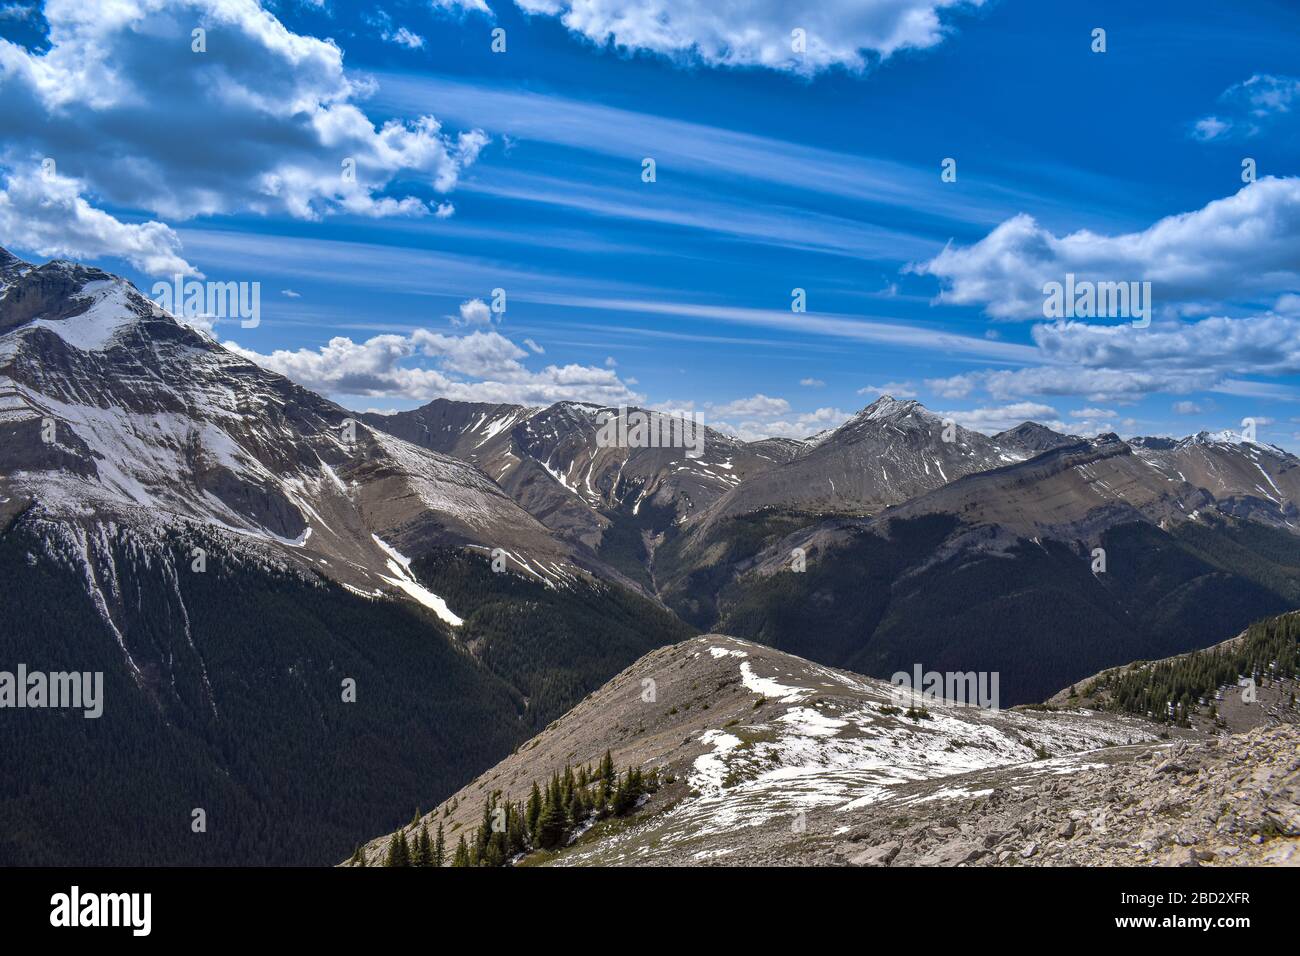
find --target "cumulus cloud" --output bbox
[450,297,495,327]
[224,327,643,406]
[1173,400,1203,415]
[0,168,197,274]
[912,178,1300,320]
[512,0,984,74]
[1031,312,1300,376]
[799,377,825,387]
[0,0,486,272]
[1190,74,1300,140]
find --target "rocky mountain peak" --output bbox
[0,257,162,343]
[0,244,28,271]
[857,394,928,423]
[992,421,1076,455]
[0,245,33,296]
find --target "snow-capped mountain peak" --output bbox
[1181,429,1289,458]
[857,394,929,423]
[0,252,584,636]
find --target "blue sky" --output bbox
[2,0,1299,444]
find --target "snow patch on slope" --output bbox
[371,534,463,627]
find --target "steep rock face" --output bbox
[696,397,1028,524]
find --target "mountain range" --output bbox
[2,247,1299,865]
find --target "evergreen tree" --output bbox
[526,781,543,840]
[434,823,446,867]
[537,792,567,850]
[452,835,470,868]
[599,750,616,788]
[507,802,527,857]
[414,824,433,867]
[384,829,412,867]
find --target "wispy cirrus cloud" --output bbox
[370,72,1139,233]
[533,294,1039,364]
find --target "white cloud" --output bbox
[938,402,1058,434]
[857,380,917,398]
[383,26,426,49]
[512,0,984,74]
[451,297,495,327]
[522,337,544,354]
[927,366,1215,405]
[799,377,825,388]
[712,404,849,442]
[708,394,790,418]
[1191,74,1300,140]
[1191,116,1231,141]
[225,327,643,405]
[1173,400,1202,415]
[435,0,493,12]
[937,402,1121,437]
[1032,313,1300,377]
[912,178,1300,319]
[0,0,487,270]
[0,168,197,275]
[280,288,301,298]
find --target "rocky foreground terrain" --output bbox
[350,633,1300,866]
[836,725,1299,867]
